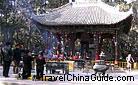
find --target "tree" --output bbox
[0,0,43,50]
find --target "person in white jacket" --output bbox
[126,53,134,71]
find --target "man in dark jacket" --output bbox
[36,52,45,79]
[1,42,13,77]
[22,50,33,79]
[13,44,22,74]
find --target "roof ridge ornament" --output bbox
[75,0,98,3]
[71,0,103,7]
[69,0,100,3]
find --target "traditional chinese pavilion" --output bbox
[32,0,133,62]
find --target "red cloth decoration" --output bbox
[95,53,100,60]
[72,56,79,61]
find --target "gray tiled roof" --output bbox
[32,2,132,25]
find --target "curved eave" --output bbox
[31,2,133,33]
[32,13,132,26]
[119,14,133,34]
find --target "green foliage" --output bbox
[48,0,68,8]
[33,0,68,9]
[0,0,4,5]
[118,30,138,60]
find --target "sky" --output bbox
[124,0,137,3]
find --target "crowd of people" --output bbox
[0,42,135,79]
[0,42,51,79]
[0,42,87,79]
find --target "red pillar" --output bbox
[114,31,118,64]
[95,51,100,60]
[94,32,100,60]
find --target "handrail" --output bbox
[91,60,138,69]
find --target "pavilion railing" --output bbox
[91,60,138,69]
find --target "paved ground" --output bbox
[0,66,138,85]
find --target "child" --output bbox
[36,52,45,79]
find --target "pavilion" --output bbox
[31,0,133,63]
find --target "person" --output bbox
[58,53,64,61]
[13,44,22,74]
[22,50,33,79]
[84,52,89,60]
[31,52,37,70]
[36,52,45,79]
[126,53,134,71]
[52,53,58,60]
[99,51,105,60]
[72,54,79,61]
[1,42,13,77]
